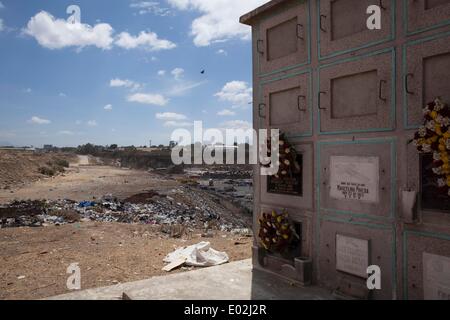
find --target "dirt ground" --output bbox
[0,222,252,300]
[0,150,76,190]
[0,155,179,204]
[0,154,252,300]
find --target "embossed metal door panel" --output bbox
[406,0,450,34]
[258,2,309,75]
[318,51,393,133]
[318,0,393,59]
[262,73,311,136]
[404,34,450,128]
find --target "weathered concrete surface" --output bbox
[48,259,333,300]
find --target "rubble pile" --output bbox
[0,187,250,231]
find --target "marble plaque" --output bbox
[423,252,450,300]
[336,234,369,278]
[330,156,380,203]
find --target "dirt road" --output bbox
[76,155,90,166]
[0,157,179,204]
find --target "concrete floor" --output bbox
[48,259,334,300]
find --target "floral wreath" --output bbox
[262,133,301,178]
[258,209,297,253]
[412,98,450,196]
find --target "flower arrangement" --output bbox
[258,209,296,253]
[412,98,450,196]
[262,133,301,178]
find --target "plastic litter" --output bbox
[162,241,229,272]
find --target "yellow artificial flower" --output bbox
[435,125,442,136]
[431,111,438,119]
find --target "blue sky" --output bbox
[0,0,268,147]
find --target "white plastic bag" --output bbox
[162,242,229,271]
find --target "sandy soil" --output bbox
[0,155,252,300]
[0,155,179,204]
[0,150,76,190]
[0,222,252,300]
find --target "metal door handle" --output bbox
[318,92,327,110]
[258,103,266,118]
[405,73,414,95]
[379,80,387,101]
[298,95,307,111]
[320,15,327,32]
[296,24,304,40]
[257,39,264,54]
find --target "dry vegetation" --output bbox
[0,151,76,189]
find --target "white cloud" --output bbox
[217,109,236,116]
[0,2,4,9]
[58,130,75,136]
[59,92,67,97]
[87,120,98,127]
[163,121,193,127]
[156,112,187,121]
[215,81,252,107]
[24,11,114,50]
[115,31,176,51]
[168,80,206,96]
[23,88,32,93]
[171,67,184,80]
[167,0,268,46]
[130,1,172,16]
[220,120,252,130]
[216,49,227,55]
[104,104,113,111]
[127,93,168,106]
[23,10,176,52]
[0,19,3,32]
[28,116,51,125]
[219,120,254,144]
[158,70,166,76]
[110,78,140,90]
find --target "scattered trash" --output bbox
[162,241,229,272]
[231,228,253,237]
[78,201,96,208]
[17,275,26,280]
[0,187,250,231]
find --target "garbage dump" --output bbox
[0,187,250,231]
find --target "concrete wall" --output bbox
[244,0,450,299]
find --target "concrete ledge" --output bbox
[48,259,333,300]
